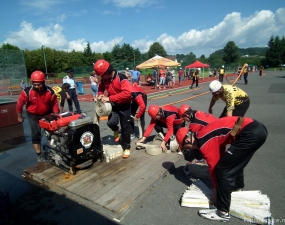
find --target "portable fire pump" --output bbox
[39,112,104,174]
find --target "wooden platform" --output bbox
[23,140,183,220]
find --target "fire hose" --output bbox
[136,132,179,155]
[93,101,112,125]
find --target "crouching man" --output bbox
[176,116,267,222]
[137,104,184,154]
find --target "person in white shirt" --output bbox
[90,71,98,102]
[62,70,81,112]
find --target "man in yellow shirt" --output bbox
[208,81,250,118]
[52,83,70,113]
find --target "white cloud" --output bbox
[2,8,285,57]
[4,21,68,50]
[103,0,158,8]
[20,0,63,12]
[152,9,284,56]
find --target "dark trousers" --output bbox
[26,112,47,144]
[244,73,248,84]
[130,95,147,134]
[107,102,131,149]
[219,74,224,83]
[219,99,250,118]
[154,120,185,142]
[67,88,81,112]
[191,76,198,87]
[216,120,268,212]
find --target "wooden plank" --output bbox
[23,148,183,220]
[72,154,140,195]
[58,158,124,191]
[95,153,179,216]
[85,150,157,201]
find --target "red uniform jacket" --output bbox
[189,110,217,132]
[194,116,253,187]
[144,105,183,142]
[16,85,59,114]
[131,84,146,119]
[98,72,132,104]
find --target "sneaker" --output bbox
[37,154,46,163]
[177,152,183,156]
[189,86,193,89]
[130,134,136,139]
[198,209,230,222]
[114,130,120,142]
[122,149,131,159]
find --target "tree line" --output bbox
[0,35,284,76]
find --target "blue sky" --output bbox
[1,0,285,57]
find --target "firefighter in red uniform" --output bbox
[130,83,147,138]
[178,104,217,132]
[176,116,267,222]
[16,71,59,162]
[137,104,185,152]
[94,59,133,159]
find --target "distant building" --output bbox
[166,55,177,62]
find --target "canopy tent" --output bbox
[185,60,209,68]
[136,55,181,90]
[185,60,210,79]
[136,55,181,69]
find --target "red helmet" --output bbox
[148,104,160,118]
[31,70,45,82]
[178,104,191,118]
[93,59,110,76]
[176,127,191,146]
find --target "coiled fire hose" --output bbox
[93,101,112,125]
[136,132,179,154]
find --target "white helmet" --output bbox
[222,65,224,68]
[209,80,222,92]
[245,63,248,67]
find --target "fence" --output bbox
[0,50,27,95]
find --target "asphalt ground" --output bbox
[0,70,285,224]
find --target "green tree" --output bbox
[147,42,167,58]
[207,53,225,69]
[83,42,92,57]
[182,52,196,67]
[0,43,20,50]
[222,41,240,64]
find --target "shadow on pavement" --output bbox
[0,170,118,225]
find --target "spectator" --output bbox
[94,59,133,159]
[125,68,132,82]
[166,67,173,88]
[16,71,59,162]
[20,80,28,90]
[130,67,140,85]
[63,70,81,113]
[259,65,264,76]
[243,63,249,85]
[52,83,71,113]
[153,69,158,87]
[158,68,166,89]
[171,69,176,86]
[218,66,226,83]
[178,68,183,86]
[190,69,199,89]
[90,71,98,102]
